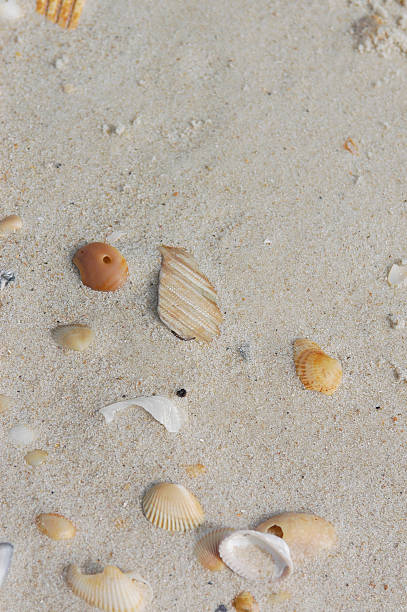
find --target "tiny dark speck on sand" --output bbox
[176,388,187,397]
[215,606,227,612]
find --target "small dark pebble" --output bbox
[176,388,187,397]
[215,606,227,612]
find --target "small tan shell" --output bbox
[36,0,85,29]
[73,242,128,292]
[158,246,222,342]
[66,564,152,612]
[293,339,342,395]
[52,324,94,351]
[194,528,233,571]
[25,449,48,467]
[232,591,260,612]
[0,214,22,237]
[256,512,337,561]
[142,482,204,531]
[0,394,12,413]
[35,513,76,540]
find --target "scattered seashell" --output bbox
[195,528,234,571]
[0,270,15,291]
[219,530,293,583]
[157,245,222,342]
[142,482,204,531]
[232,591,260,612]
[100,395,186,433]
[9,424,38,445]
[73,242,128,292]
[0,394,12,413]
[0,543,13,588]
[36,0,85,29]
[293,338,342,395]
[25,449,48,467]
[343,137,358,155]
[185,463,206,477]
[256,512,337,561]
[52,324,94,351]
[66,564,152,612]
[35,513,76,540]
[0,215,22,237]
[0,0,22,20]
[388,262,407,286]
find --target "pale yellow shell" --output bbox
[158,246,222,342]
[232,591,260,612]
[25,449,48,467]
[194,528,233,571]
[66,565,152,612]
[35,513,76,540]
[52,325,94,351]
[0,214,22,237]
[0,394,12,413]
[293,339,342,395]
[142,482,204,531]
[256,512,337,561]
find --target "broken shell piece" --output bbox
[0,270,15,291]
[388,263,407,286]
[0,215,22,237]
[0,543,13,588]
[36,0,85,29]
[52,324,94,351]
[0,395,12,413]
[256,512,337,561]
[232,591,260,612]
[73,242,128,292]
[25,449,48,467]
[36,513,76,540]
[9,424,38,445]
[194,528,234,571]
[142,482,204,531]
[100,395,186,433]
[66,564,152,612]
[219,530,293,582]
[158,246,223,342]
[293,339,342,395]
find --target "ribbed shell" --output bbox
[194,528,233,571]
[157,246,222,342]
[293,339,342,395]
[66,565,152,612]
[142,483,204,531]
[36,513,76,540]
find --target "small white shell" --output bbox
[0,543,13,588]
[388,263,407,286]
[25,449,48,467]
[52,325,94,351]
[100,395,186,433]
[219,530,293,582]
[0,214,22,236]
[9,424,38,445]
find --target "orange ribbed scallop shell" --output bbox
[293,339,342,395]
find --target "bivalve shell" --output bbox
[35,513,76,540]
[25,449,48,467]
[256,512,337,561]
[293,338,342,395]
[232,591,260,612]
[142,482,204,531]
[0,543,13,588]
[194,528,234,571]
[158,246,222,342]
[0,214,22,237]
[73,242,128,291]
[66,564,152,612]
[52,324,94,351]
[219,530,293,583]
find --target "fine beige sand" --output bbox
[1,1,406,610]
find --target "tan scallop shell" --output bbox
[194,528,233,571]
[142,483,204,531]
[52,324,94,351]
[25,449,48,467]
[36,0,85,29]
[157,246,222,342]
[0,214,22,237]
[256,512,337,561]
[293,338,342,395]
[66,565,152,612]
[232,591,260,612]
[35,513,76,540]
[73,242,128,291]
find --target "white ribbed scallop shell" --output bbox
[143,483,204,531]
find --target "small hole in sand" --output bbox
[267,525,283,538]
[103,256,112,264]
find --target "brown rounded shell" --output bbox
[194,528,233,571]
[142,482,204,531]
[73,242,128,291]
[256,512,337,561]
[35,513,76,540]
[232,591,260,612]
[294,339,342,395]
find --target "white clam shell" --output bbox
[0,543,13,588]
[388,263,407,286]
[9,424,38,445]
[100,395,186,433]
[219,530,293,583]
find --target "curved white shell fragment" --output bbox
[158,246,223,342]
[0,543,13,588]
[142,482,205,531]
[388,263,407,286]
[9,424,38,445]
[66,564,152,612]
[194,528,234,571]
[100,395,186,433]
[219,530,293,583]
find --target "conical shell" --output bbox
[35,513,76,540]
[66,565,152,612]
[194,528,234,571]
[256,512,337,561]
[142,483,204,531]
[219,530,293,583]
[52,324,94,351]
[0,543,13,588]
[232,591,260,612]
[293,339,342,395]
[157,246,222,342]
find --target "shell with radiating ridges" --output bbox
[194,528,234,571]
[256,512,337,561]
[219,530,293,582]
[143,482,204,531]
[35,513,76,540]
[293,338,342,395]
[157,246,222,342]
[66,565,152,612]
[232,591,260,612]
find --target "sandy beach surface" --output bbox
[0,0,406,610]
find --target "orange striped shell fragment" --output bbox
[36,0,85,29]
